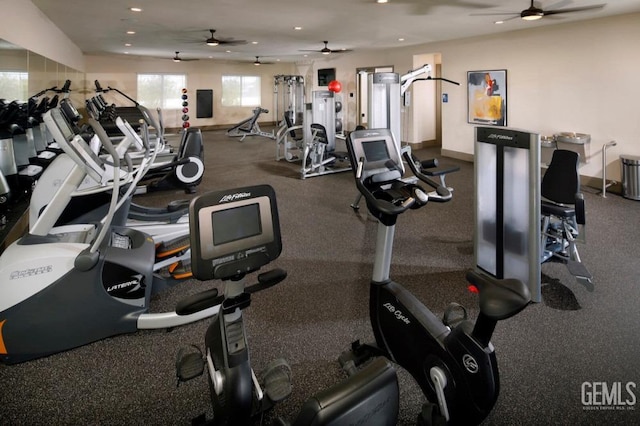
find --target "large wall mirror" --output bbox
[0,38,83,105]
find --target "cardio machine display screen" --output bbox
[190,185,282,281]
[212,203,262,246]
[363,139,391,162]
[196,195,275,261]
[51,108,75,141]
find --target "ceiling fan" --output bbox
[171,51,198,62]
[204,29,247,46]
[300,41,352,55]
[253,56,274,66]
[472,1,605,22]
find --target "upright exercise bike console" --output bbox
[341,128,531,425]
[178,185,400,425]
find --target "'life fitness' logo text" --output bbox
[219,192,251,203]
[581,381,636,411]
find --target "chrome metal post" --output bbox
[601,140,617,198]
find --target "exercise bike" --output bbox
[176,184,400,425]
[339,128,531,425]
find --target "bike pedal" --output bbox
[417,402,447,426]
[262,358,292,403]
[176,345,205,386]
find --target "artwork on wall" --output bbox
[467,70,507,126]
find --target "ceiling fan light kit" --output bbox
[521,7,543,20]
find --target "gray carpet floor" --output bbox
[1,128,639,425]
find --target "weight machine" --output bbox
[299,91,351,179]
[226,107,275,141]
[274,75,306,162]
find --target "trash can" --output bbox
[620,155,640,200]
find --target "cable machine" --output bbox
[273,75,305,126]
[367,64,459,150]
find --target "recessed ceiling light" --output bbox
[129,7,142,12]
[252,41,258,45]
[226,50,232,53]
[126,30,136,35]
[124,51,130,54]
[377,0,388,3]
[398,38,405,41]
[494,20,504,25]
[124,43,132,47]
[294,26,302,30]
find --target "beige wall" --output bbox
[0,0,84,71]
[84,55,296,129]
[434,13,640,183]
[298,13,640,182]
[4,1,638,182]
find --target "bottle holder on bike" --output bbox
[442,302,468,328]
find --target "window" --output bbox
[0,71,28,101]
[137,73,186,109]
[221,75,261,106]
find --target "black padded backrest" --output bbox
[310,123,329,145]
[284,110,299,139]
[541,149,580,205]
[292,357,398,426]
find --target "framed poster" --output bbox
[467,70,507,126]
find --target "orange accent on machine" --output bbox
[0,320,7,354]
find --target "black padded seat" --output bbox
[541,201,576,218]
[466,269,530,321]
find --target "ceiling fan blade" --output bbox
[470,12,520,16]
[171,52,199,62]
[544,4,605,16]
[216,39,248,46]
[203,29,247,46]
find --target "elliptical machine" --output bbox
[176,184,400,425]
[0,114,217,365]
[339,128,531,425]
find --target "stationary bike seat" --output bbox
[466,269,530,321]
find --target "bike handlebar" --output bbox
[402,152,452,202]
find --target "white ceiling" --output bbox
[30,0,640,63]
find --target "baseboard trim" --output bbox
[441,149,474,163]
